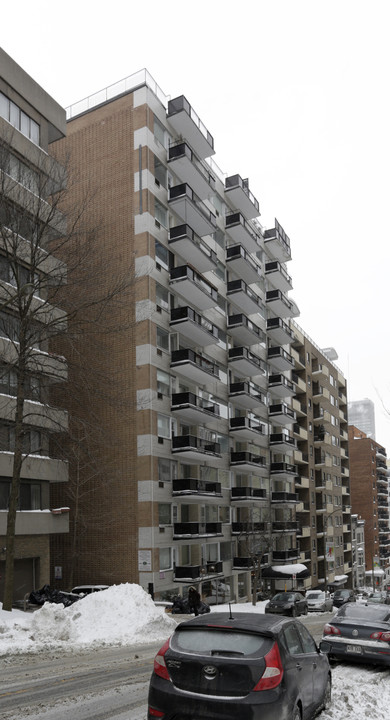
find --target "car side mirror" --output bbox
[319,640,331,654]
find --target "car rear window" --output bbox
[172,628,271,656]
[338,604,390,621]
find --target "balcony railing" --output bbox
[230,451,267,470]
[225,212,262,251]
[171,391,220,417]
[232,522,268,534]
[170,306,219,341]
[228,346,267,375]
[171,348,220,379]
[173,522,222,537]
[228,313,265,343]
[172,435,221,456]
[272,548,299,561]
[172,478,222,496]
[167,95,215,157]
[225,174,260,215]
[271,492,299,504]
[231,487,267,500]
[170,264,218,305]
[169,224,217,271]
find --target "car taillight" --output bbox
[253,642,284,691]
[370,631,390,642]
[153,638,171,681]
[148,708,165,718]
[323,624,341,636]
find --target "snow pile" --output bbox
[0,583,176,655]
[320,663,390,719]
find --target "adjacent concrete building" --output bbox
[0,49,69,601]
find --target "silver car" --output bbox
[306,590,333,612]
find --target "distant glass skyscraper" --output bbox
[348,398,376,439]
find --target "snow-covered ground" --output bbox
[1,583,389,719]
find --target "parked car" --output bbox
[265,592,308,617]
[71,585,109,596]
[332,588,356,608]
[148,612,331,720]
[306,590,333,613]
[320,602,390,667]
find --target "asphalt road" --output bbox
[0,612,332,720]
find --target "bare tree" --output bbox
[0,132,137,610]
[235,508,274,605]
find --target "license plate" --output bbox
[346,644,362,654]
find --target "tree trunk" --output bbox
[2,343,27,611]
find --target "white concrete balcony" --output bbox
[167,96,215,160]
[224,174,260,219]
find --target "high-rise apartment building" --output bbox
[348,425,390,584]
[289,324,352,591]
[51,70,352,602]
[348,398,376,439]
[0,49,68,602]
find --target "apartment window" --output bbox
[214,228,225,249]
[155,283,170,311]
[154,199,168,229]
[157,414,171,439]
[154,155,167,188]
[312,540,316,552]
[159,547,172,571]
[220,541,233,562]
[155,240,172,270]
[0,480,41,510]
[158,504,171,526]
[154,116,166,148]
[20,482,41,510]
[214,260,226,282]
[156,326,169,352]
[219,506,230,524]
[158,457,177,482]
[156,369,171,397]
[313,563,317,575]
[205,543,219,563]
[0,92,40,145]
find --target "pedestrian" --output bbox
[188,585,201,616]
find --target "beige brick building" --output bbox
[50,70,352,602]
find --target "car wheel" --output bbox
[293,705,302,720]
[303,605,308,615]
[323,676,331,710]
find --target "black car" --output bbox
[148,611,331,720]
[265,592,308,617]
[320,602,390,666]
[332,588,356,608]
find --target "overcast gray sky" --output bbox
[3,0,390,443]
